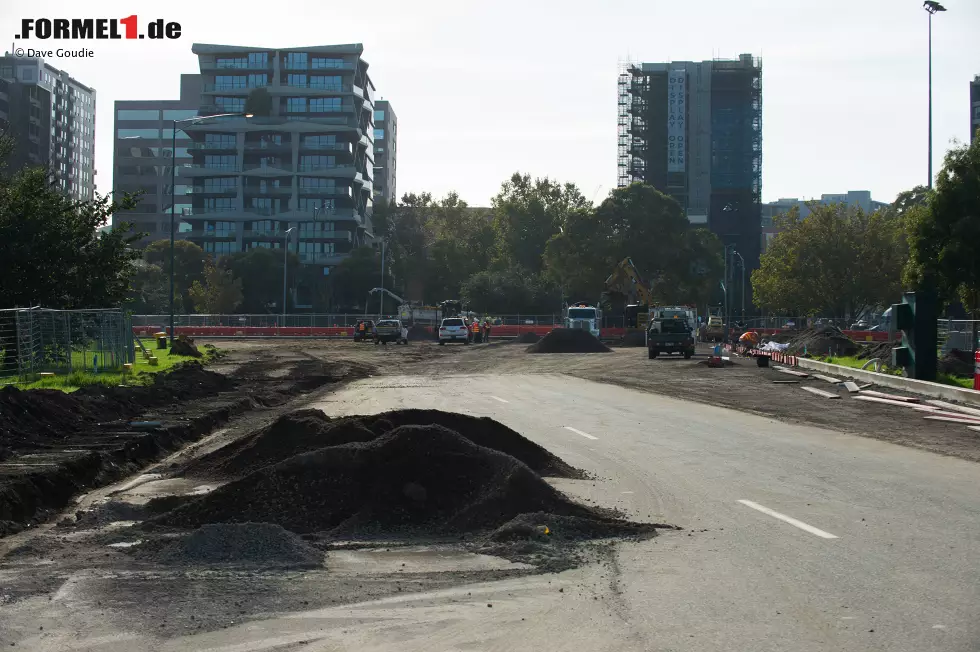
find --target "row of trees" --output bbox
[752,134,980,322]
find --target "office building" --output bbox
[760,191,889,253]
[181,42,376,279]
[618,53,762,279]
[372,99,397,206]
[111,74,203,243]
[971,75,980,142]
[0,54,95,201]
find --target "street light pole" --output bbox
[924,1,946,189]
[379,238,386,319]
[283,227,295,319]
[168,111,251,346]
[732,251,746,320]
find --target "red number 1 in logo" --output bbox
[120,15,138,39]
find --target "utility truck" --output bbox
[564,302,602,338]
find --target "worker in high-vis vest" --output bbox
[471,319,481,343]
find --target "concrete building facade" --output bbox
[372,99,397,206]
[178,42,377,278]
[618,54,762,283]
[0,54,96,201]
[111,74,202,243]
[971,75,980,142]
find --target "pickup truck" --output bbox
[648,318,696,359]
[374,319,408,345]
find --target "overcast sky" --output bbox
[3,0,978,206]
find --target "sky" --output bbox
[2,0,978,207]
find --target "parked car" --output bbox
[374,319,408,345]
[438,317,471,345]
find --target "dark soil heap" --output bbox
[156,522,322,568]
[157,424,607,536]
[517,331,541,344]
[183,408,582,480]
[856,340,894,361]
[786,326,858,357]
[938,349,974,377]
[526,329,612,354]
[170,337,203,358]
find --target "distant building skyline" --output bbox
[760,190,889,253]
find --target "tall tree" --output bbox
[188,260,244,314]
[752,203,904,318]
[327,246,393,312]
[904,136,980,348]
[143,239,207,311]
[221,247,300,313]
[126,260,171,314]
[243,87,272,117]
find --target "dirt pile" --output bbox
[407,325,435,341]
[786,326,858,357]
[617,331,646,347]
[170,337,203,358]
[156,523,323,568]
[157,424,609,536]
[526,329,612,354]
[517,331,541,344]
[183,408,582,480]
[856,341,894,361]
[938,349,975,377]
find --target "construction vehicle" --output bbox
[647,315,696,359]
[604,258,657,330]
[704,315,726,342]
[564,302,602,338]
[647,305,698,347]
[439,300,463,318]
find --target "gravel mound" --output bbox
[517,331,541,344]
[184,408,582,480]
[526,329,612,354]
[157,424,604,536]
[156,523,323,568]
[785,326,857,357]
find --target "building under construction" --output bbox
[618,54,762,309]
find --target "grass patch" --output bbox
[819,355,977,391]
[17,347,221,392]
[937,372,975,390]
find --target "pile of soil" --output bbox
[526,329,612,354]
[155,523,322,568]
[617,331,646,347]
[856,341,894,361]
[183,408,582,480]
[156,424,618,536]
[517,331,541,344]
[938,349,975,377]
[785,326,858,357]
[407,325,435,341]
[170,337,203,358]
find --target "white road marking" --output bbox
[564,426,598,441]
[489,395,509,404]
[621,491,634,495]
[737,500,839,539]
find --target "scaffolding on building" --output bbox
[617,62,653,188]
[709,54,762,204]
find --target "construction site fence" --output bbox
[130,314,569,329]
[0,307,134,383]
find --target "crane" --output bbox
[603,257,657,306]
[368,287,407,306]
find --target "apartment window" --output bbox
[310,75,342,90]
[215,96,246,112]
[257,179,284,192]
[248,52,268,67]
[298,241,334,254]
[300,155,335,169]
[299,177,335,190]
[298,220,335,235]
[286,97,307,113]
[204,241,236,254]
[287,74,307,87]
[203,177,236,190]
[162,109,197,120]
[302,134,337,146]
[117,109,160,121]
[375,146,384,153]
[205,220,236,235]
[309,97,341,112]
[285,52,308,70]
[311,57,344,69]
[374,128,384,140]
[21,68,34,81]
[215,75,247,89]
[204,133,236,147]
[298,198,335,212]
[250,219,278,233]
[247,74,268,88]
[203,198,235,212]
[117,128,161,139]
[373,110,385,122]
[204,155,236,169]
[216,57,246,69]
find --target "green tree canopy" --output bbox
[220,247,300,313]
[189,260,244,314]
[752,203,905,318]
[243,87,273,117]
[143,239,206,313]
[327,246,392,313]
[0,139,142,308]
[126,260,171,314]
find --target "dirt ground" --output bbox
[217,338,980,464]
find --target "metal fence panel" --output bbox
[0,307,134,384]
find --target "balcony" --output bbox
[187,142,237,153]
[245,227,288,236]
[297,229,352,242]
[199,57,273,72]
[202,82,269,92]
[299,142,347,152]
[243,162,292,172]
[298,186,343,197]
[178,163,241,177]
[185,228,237,238]
[194,206,238,214]
[244,141,291,152]
[277,83,351,93]
[298,252,347,265]
[243,185,292,196]
[191,184,237,196]
[243,208,287,218]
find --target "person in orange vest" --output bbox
[470,319,481,343]
[483,318,492,342]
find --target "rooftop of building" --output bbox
[192,43,364,55]
[0,53,95,93]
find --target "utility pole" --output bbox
[924,1,947,189]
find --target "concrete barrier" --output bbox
[794,357,980,407]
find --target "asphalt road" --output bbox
[274,372,980,652]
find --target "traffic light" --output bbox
[889,291,937,381]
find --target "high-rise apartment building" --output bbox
[111,74,203,243]
[372,100,397,206]
[180,42,377,276]
[618,54,762,278]
[970,75,979,142]
[0,54,96,201]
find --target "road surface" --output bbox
[274,372,980,652]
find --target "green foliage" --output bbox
[244,87,273,117]
[142,239,206,313]
[189,260,243,314]
[461,267,558,314]
[220,247,300,313]
[327,246,392,312]
[904,137,980,316]
[126,260,170,314]
[752,203,905,318]
[0,147,143,309]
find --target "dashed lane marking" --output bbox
[564,426,598,441]
[489,396,509,403]
[737,499,839,539]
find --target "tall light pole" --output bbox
[732,251,745,321]
[723,243,737,342]
[924,1,946,189]
[168,111,250,345]
[379,238,387,318]
[282,227,295,319]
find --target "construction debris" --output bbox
[801,386,841,399]
[772,380,800,384]
[860,390,920,403]
[812,373,844,384]
[853,396,938,411]
[842,381,861,393]
[924,400,980,418]
[925,415,980,425]
[774,366,810,378]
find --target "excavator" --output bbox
[603,257,657,330]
